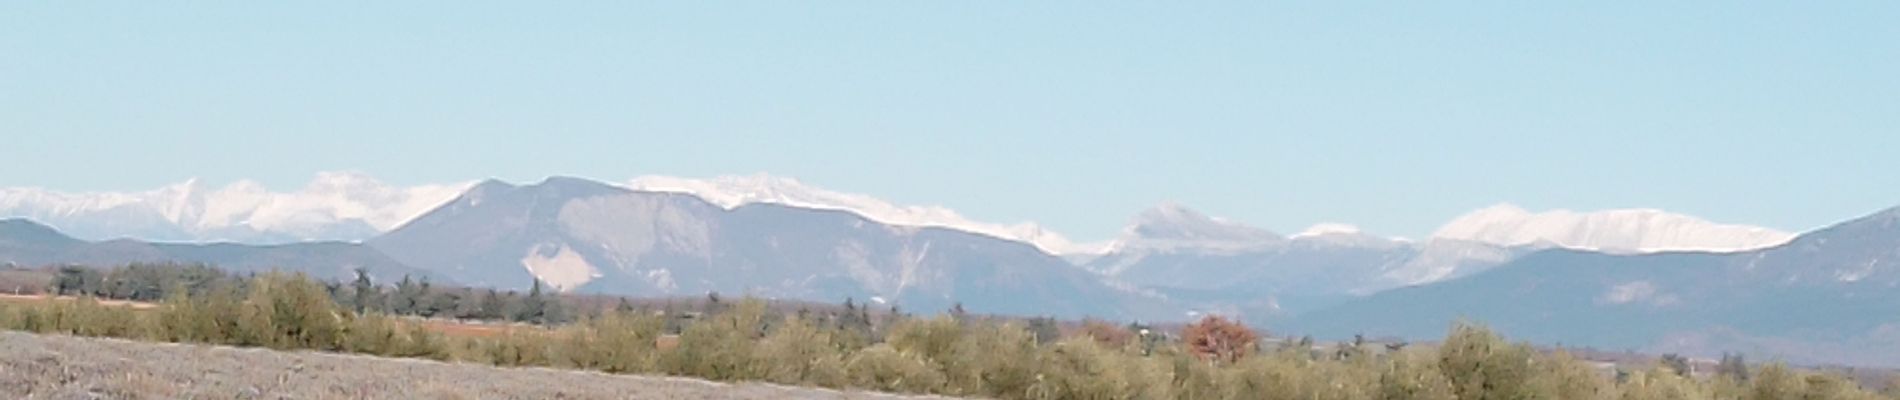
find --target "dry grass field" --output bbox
[0,331,953,400]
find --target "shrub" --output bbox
[1537,351,1614,400]
[1439,323,1539,400]
[1026,337,1172,400]
[1074,319,1136,349]
[753,316,848,387]
[1618,368,1708,400]
[845,344,945,394]
[235,273,342,350]
[486,329,551,367]
[1379,349,1458,400]
[943,322,1040,397]
[661,298,766,381]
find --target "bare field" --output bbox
[0,332,950,400]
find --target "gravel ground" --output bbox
[0,331,951,400]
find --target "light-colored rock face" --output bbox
[1430,203,1794,253]
[556,194,714,268]
[519,243,599,291]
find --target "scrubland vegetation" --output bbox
[3,263,1899,400]
[0,331,928,399]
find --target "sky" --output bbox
[4,2,1898,241]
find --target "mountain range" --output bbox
[5,173,1890,366]
[0,172,1796,257]
[0,218,431,284]
[365,177,1174,320]
[1289,206,1900,367]
[0,172,467,244]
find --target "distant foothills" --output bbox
[3,174,1896,368]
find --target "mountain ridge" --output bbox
[1,173,1798,259]
[1288,203,1900,367]
[0,218,437,284]
[370,176,1179,321]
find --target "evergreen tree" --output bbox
[452,288,482,320]
[350,268,375,314]
[615,297,636,314]
[391,275,418,315]
[1660,353,1692,377]
[52,265,102,296]
[422,284,459,319]
[542,295,567,325]
[705,291,725,314]
[477,288,506,320]
[513,279,547,323]
[839,298,861,331]
[1026,316,1061,345]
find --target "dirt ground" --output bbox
[0,331,952,400]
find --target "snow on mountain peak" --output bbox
[1291,223,1362,239]
[1430,203,1794,253]
[1107,203,1283,253]
[624,174,1108,255]
[0,172,472,243]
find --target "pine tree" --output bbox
[1661,353,1692,377]
[391,275,418,315]
[705,291,725,314]
[350,268,375,314]
[423,284,459,319]
[615,297,636,314]
[1027,317,1061,345]
[478,289,506,320]
[414,277,435,315]
[513,279,547,324]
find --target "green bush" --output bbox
[1618,368,1708,400]
[1439,323,1539,400]
[662,299,766,381]
[846,344,946,393]
[944,322,1041,397]
[1026,338,1173,400]
[1379,349,1458,400]
[234,273,343,350]
[753,316,848,387]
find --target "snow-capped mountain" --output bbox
[1083,203,1520,320]
[625,174,1108,255]
[1430,204,1794,253]
[0,172,469,243]
[1293,204,1900,368]
[1101,203,1285,254]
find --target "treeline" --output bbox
[39,263,894,332]
[5,264,1900,400]
[46,264,569,324]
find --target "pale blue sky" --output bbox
[4,2,1897,241]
